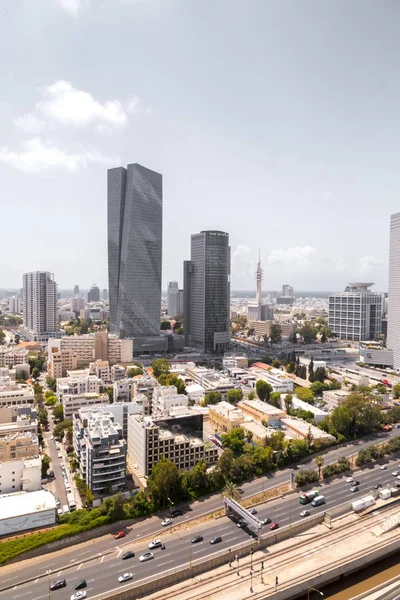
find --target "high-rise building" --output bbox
[87,284,100,303]
[248,251,265,321]
[102,288,108,302]
[21,271,59,341]
[8,296,21,314]
[183,230,231,353]
[282,284,294,298]
[388,212,400,370]
[108,163,162,339]
[73,285,80,295]
[328,283,383,341]
[167,281,182,317]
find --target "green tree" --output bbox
[222,480,241,501]
[295,387,314,403]
[256,380,272,402]
[53,419,72,440]
[294,469,319,487]
[176,327,183,335]
[53,404,64,422]
[32,367,40,380]
[315,455,324,479]
[38,408,48,427]
[221,428,245,453]
[147,458,180,508]
[203,391,222,406]
[183,460,210,491]
[127,366,143,378]
[46,376,57,392]
[393,382,400,399]
[268,430,285,451]
[270,324,282,344]
[284,394,293,412]
[314,367,327,383]
[320,330,327,343]
[152,358,170,378]
[310,381,329,396]
[269,392,281,408]
[45,395,57,406]
[247,391,256,400]
[41,454,51,478]
[300,323,318,344]
[216,448,235,479]
[226,388,244,405]
[308,357,314,382]
[103,386,114,403]
[330,404,352,438]
[272,359,281,368]
[247,328,255,337]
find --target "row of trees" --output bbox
[319,393,382,442]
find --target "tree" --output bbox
[247,391,256,400]
[321,330,327,343]
[269,392,281,408]
[222,480,241,501]
[203,391,222,406]
[270,324,282,344]
[103,386,114,403]
[45,395,57,406]
[41,454,51,478]
[147,458,181,508]
[256,380,272,402]
[216,448,235,479]
[53,404,64,422]
[314,367,327,383]
[267,430,285,451]
[176,327,183,335]
[295,387,314,403]
[46,376,57,392]
[284,394,293,412]
[38,408,48,427]
[226,388,243,405]
[160,374,187,395]
[393,383,400,399]
[310,381,329,396]
[160,320,171,330]
[221,428,245,453]
[32,367,40,380]
[0,330,5,345]
[127,366,143,378]
[247,328,255,337]
[53,419,72,440]
[152,358,170,378]
[308,357,314,381]
[300,323,318,344]
[294,469,319,487]
[330,405,352,438]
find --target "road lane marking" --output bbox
[34,580,39,584]
[57,572,61,576]
[32,596,47,600]
[77,550,91,557]
[77,564,83,570]
[12,593,32,598]
[87,579,95,583]
[117,549,123,557]
[158,560,174,567]
[100,556,105,563]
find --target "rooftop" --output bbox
[0,490,56,520]
[239,399,285,415]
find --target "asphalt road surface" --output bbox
[1,451,400,600]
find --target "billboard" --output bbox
[0,509,56,537]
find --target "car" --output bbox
[161,518,172,527]
[300,510,310,517]
[74,580,87,590]
[250,508,257,515]
[171,509,182,518]
[58,452,62,459]
[139,552,154,562]
[50,580,66,591]
[191,535,203,544]
[122,551,135,560]
[374,484,382,489]
[114,531,126,540]
[237,519,246,528]
[380,465,388,470]
[270,522,279,530]
[260,517,271,525]
[49,470,55,478]
[350,486,359,492]
[55,497,61,507]
[148,539,162,550]
[70,593,86,600]
[345,477,354,483]
[392,471,400,476]
[210,536,222,544]
[118,572,133,583]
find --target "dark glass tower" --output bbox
[107,163,162,338]
[183,231,231,353]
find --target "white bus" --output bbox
[67,493,76,511]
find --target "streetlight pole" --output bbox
[167,497,173,533]
[236,553,240,576]
[308,587,324,600]
[250,547,254,570]
[250,566,253,593]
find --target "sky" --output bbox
[1,0,399,293]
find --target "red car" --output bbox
[114,531,126,540]
[269,522,279,531]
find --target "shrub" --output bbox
[294,469,319,487]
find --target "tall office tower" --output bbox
[108,163,162,339]
[73,285,80,296]
[183,230,231,353]
[248,251,263,321]
[328,283,383,341]
[21,271,58,341]
[167,281,181,317]
[87,284,100,303]
[102,288,108,302]
[388,212,400,369]
[282,284,294,297]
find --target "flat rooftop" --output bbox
[0,490,56,520]
[239,399,285,415]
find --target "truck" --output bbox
[351,495,375,513]
[311,495,325,507]
[299,490,320,505]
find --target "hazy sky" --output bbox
[1,0,399,292]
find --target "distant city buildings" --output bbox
[73,285,80,295]
[282,284,294,298]
[8,296,21,314]
[87,284,100,303]
[102,288,108,302]
[184,230,231,353]
[71,296,85,316]
[108,163,162,341]
[167,281,183,318]
[388,212,400,370]
[328,283,383,341]
[21,271,60,341]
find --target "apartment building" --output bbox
[73,408,127,495]
[0,431,39,460]
[0,457,41,494]
[0,406,38,436]
[153,386,188,414]
[128,414,218,477]
[249,367,294,394]
[48,333,133,368]
[0,347,30,369]
[248,320,272,338]
[98,402,142,439]
[0,386,34,408]
[90,360,111,384]
[328,283,384,341]
[21,271,59,342]
[63,393,110,420]
[111,365,125,382]
[48,348,78,378]
[185,364,234,397]
[238,398,285,423]
[209,401,244,434]
[57,374,103,402]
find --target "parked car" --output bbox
[374,484,382,489]
[114,531,126,540]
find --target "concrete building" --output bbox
[153,386,188,414]
[209,401,244,434]
[0,386,34,408]
[0,406,38,435]
[185,383,205,404]
[167,281,183,318]
[238,398,285,423]
[128,414,218,477]
[184,230,231,353]
[62,393,110,420]
[21,271,59,341]
[73,408,127,495]
[73,285,80,295]
[240,420,269,444]
[0,347,29,368]
[222,355,249,370]
[87,285,100,303]
[0,431,39,461]
[90,360,111,384]
[98,402,143,439]
[111,364,126,382]
[249,367,294,393]
[280,417,335,445]
[282,285,294,298]
[359,341,393,368]
[328,283,383,341]
[71,296,85,316]
[185,363,235,397]
[0,455,41,495]
[48,333,133,368]
[108,163,162,341]
[388,212,400,370]
[283,396,328,423]
[8,296,21,314]
[0,490,56,536]
[248,320,272,338]
[48,347,78,378]
[57,374,104,402]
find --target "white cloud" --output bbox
[268,246,317,267]
[13,113,44,134]
[127,96,140,114]
[359,256,383,270]
[0,138,117,173]
[56,0,88,17]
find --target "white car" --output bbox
[300,510,310,517]
[70,592,87,600]
[58,452,62,459]
[161,518,172,527]
[345,477,354,483]
[380,465,388,470]
[148,539,162,550]
[118,572,133,583]
[139,552,154,562]
[392,471,399,476]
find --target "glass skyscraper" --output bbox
[183,230,231,353]
[107,163,162,339]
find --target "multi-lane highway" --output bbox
[1,453,400,600]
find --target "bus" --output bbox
[67,493,76,511]
[345,368,359,376]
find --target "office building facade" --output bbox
[108,163,162,339]
[388,212,400,370]
[167,281,182,318]
[87,285,100,303]
[21,271,58,341]
[184,230,231,352]
[328,283,383,341]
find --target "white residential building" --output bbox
[328,283,384,341]
[8,296,21,314]
[0,347,30,368]
[0,386,34,408]
[249,367,294,393]
[153,386,189,414]
[21,271,60,342]
[89,360,111,384]
[111,365,125,382]
[167,281,182,318]
[62,393,110,420]
[388,212,400,370]
[0,457,42,495]
[57,374,104,402]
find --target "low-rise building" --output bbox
[238,398,286,423]
[240,420,269,444]
[153,386,188,414]
[48,333,133,368]
[111,364,126,382]
[249,366,294,394]
[222,355,249,370]
[0,431,39,461]
[185,383,205,404]
[0,490,56,536]
[0,347,30,368]
[209,401,244,433]
[249,320,272,338]
[359,341,394,368]
[62,393,110,420]
[0,406,38,435]
[0,456,41,494]
[73,408,127,496]
[48,348,78,378]
[0,386,34,408]
[322,389,350,412]
[57,374,104,402]
[283,396,329,423]
[281,417,335,445]
[90,360,111,384]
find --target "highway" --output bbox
[1,453,400,600]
